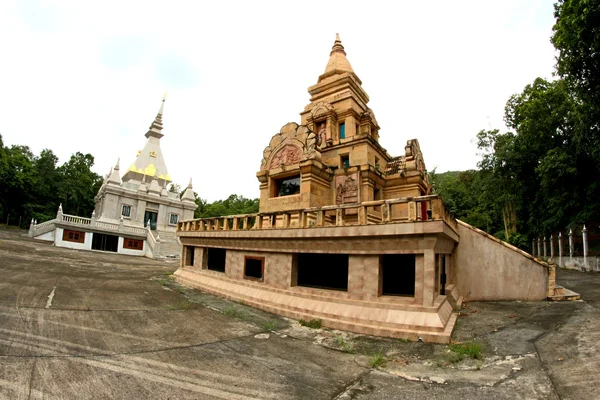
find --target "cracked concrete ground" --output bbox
[0,227,599,399]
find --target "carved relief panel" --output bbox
[268,145,302,169]
[335,172,359,205]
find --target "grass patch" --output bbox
[448,341,483,363]
[223,305,245,319]
[334,335,355,353]
[157,279,169,286]
[298,319,322,329]
[163,271,174,276]
[177,287,185,294]
[167,300,191,310]
[369,351,385,368]
[397,338,412,343]
[262,320,279,331]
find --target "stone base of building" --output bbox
[175,268,458,344]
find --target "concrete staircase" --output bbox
[152,231,181,259]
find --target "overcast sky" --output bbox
[0,0,557,202]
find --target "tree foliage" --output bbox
[194,194,259,219]
[433,0,600,246]
[0,135,102,227]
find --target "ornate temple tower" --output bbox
[257,34,430,217]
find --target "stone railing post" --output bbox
[298,211,306,228]
[543,236,547,258]
[242,216,249,230]
[558,232,563,267]
[406,201,415,222]
[223,217,229,231]
[359,206,366,225]
[316,210,324,227]
[583,225,588,269]
[532,239,536,257]
[56,203,63,221]
[569,229,574,260]
[550,234,554,259]
[336,208,343,226]
[383,202,392,222]
[537,238,541,257]
[282,213,290,228]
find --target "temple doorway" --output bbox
[144,210,158,230]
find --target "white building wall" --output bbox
[36,230,55,242]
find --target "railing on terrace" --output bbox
[178,195,458,233]
[30,213,148,237]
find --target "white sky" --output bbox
[0,0,557,202]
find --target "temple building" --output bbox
[175,35,578,343]
[29,98,197,258]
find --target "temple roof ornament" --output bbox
[181,178,196,203]
[107,158,121,186]
[324,33,354,75]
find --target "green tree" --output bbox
[57,152,102,217]
[552,0,600,134]
[194,194,259,219]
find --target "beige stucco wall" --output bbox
[454,221,548,301]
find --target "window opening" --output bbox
[169,214,179,225]
[123,238,144,250]
[121,204,131,218]
[339,123,346,139]
[340,154,350,169]
[296,253,348,291]
[244,256,264,281]
[273,175,300,197]
[380,254,415,296]
[207,248,226,272]
[63,229,85,243]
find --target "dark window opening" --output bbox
[244,256,264,281]
[341,154,350,169]
[274,175,300,197]
[123,238,144,250]
[380,254,415,296]
[63,229,85,243]
[440,255,446,295]
[185,246,194,266]
[339,122,346,139]
[91,233,118,252]
[207,248,226,272]
[296,253,348,291]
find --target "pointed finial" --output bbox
[158,95,166,115]
[188,177,193,188]
[58,203,63,212]
[331,33,346,56]
[114,158,120,170]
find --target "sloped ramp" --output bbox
[454,220,579,301]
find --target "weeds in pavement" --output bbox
[262,321,279,331]
[448,341,483,363]
[223,305,245,318]
[298,319,322,329]
[334,334,355,353]
[369,351,385,368]
[157,279,169,286]
[168,300,191,310]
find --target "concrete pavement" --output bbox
[0,227,598,399]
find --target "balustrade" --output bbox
[177,195,458,234]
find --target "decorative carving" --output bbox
[260,123,321,170]
[268,145,301,169]
[316,122,327,148]
[335,173,359,204]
